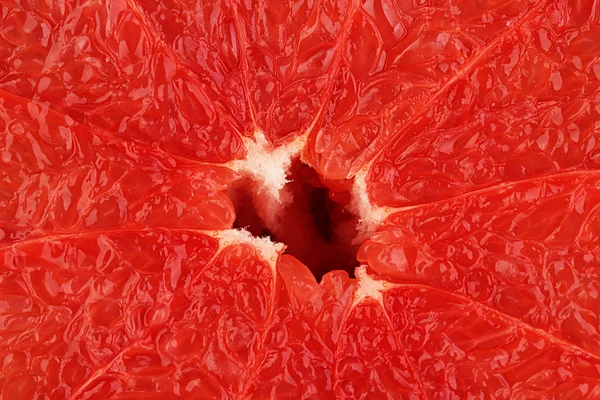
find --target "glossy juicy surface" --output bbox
[366,3,600,207]
[1,0,600,399]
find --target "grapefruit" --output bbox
[1,0,600,399]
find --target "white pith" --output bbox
[230,129,306,201]
[353,265,397,306]
[350,169,388,239]
[216,228,284,272]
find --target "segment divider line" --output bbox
[354,0,550,181]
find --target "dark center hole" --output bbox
[228,160,360,280]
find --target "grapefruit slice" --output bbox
[1,0,600,399]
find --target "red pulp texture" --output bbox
[1,0,600,399]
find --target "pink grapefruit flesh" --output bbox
[1,0,600,399]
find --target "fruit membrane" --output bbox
[1,0,600,399]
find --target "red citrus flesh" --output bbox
[1,0,600,399]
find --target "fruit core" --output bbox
[228,160,360,280]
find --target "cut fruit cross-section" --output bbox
[1,0,600,399]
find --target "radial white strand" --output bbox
[230,129,305,202]
[353,265,397,306]
[216,228,285,272]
